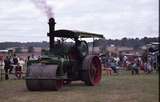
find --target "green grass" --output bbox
[0,71,159,102]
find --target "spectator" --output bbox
[126,60,131,70]
[19,58,25,72]
[30,54,37,60]
[114,56,120,66]
[0,56,3,65]
[110,59,118,73]
[144,62,148,73]
[146,62,152,74]
[4,56,11,80]
[131,61,139,75]
[9,56,13,73]
[123,56,128,70]
[13,54,19,65]
[15,63,22,79]
[38,56,41,61]
[27,56,30,61]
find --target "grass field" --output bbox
[0,71,159,102]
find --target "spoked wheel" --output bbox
[26,79,64,91]
[82,55,102,86]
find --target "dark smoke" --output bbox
[32,0,54,18]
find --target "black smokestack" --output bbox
[48,18,56,33]
[48,17,56,52]
[31,0,55,52]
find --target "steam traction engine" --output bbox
[25,18,104,90]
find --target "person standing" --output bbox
[131,61,139,75]
[0,56,3,66]
[4,56,11,80]
[27,56,30,61]
[144,62,148,73]
[110,59,118,73]
[147,62,152,74]
[13,54,19,65]
[15,63,22,79]
[0,56,3,80]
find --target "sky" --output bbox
[0,0,159,42]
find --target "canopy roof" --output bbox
[48,29,104,39]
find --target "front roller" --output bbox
[82,55,102,86]
[26,79,63,91]
[25,64,63,91]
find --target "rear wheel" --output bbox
[82,55,102,86]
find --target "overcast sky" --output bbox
[0,0,159,42]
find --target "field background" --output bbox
[0,71,159,102]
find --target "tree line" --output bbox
[93,37,159,49]
[0,41,49,50]
[0,37,158,50]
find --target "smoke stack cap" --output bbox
[49,18,56,24]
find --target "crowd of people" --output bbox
[0,54,38,80]
[0,51,158,80]
[1,54,24,80]
[101,53,157,75]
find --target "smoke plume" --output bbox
[32,0,54,18]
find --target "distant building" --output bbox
[33,47,42,53]
[21,48,28,53]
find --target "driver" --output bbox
[54,39,67,58]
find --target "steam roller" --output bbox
[25,17,104,91]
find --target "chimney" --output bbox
[48,18,56,33]
[48,17,56,52]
